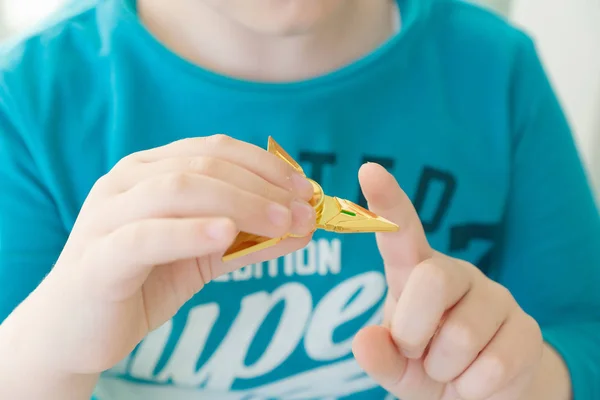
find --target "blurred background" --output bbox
[1,0,599,195]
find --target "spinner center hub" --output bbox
[308,179,325,219]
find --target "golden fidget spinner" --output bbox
[222,137,399,261]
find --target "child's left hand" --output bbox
[352,163,544,400]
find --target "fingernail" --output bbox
[267,203,291,227]
[291,173,314,200]
[291,200,316,225]
[207,219,234,240]
[401,348,422,359]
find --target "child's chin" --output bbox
[235,0,346,36]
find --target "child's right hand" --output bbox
[19,134,316,376]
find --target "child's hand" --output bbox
[36,134,316,375]
[353,163,544,400]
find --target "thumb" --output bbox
[358,163,434,296]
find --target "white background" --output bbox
[1,0,599,194]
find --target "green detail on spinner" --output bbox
[341,210,356,216]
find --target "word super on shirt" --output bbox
[1,0,599,399]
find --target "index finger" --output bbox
[358,163,434,298]
[130,134,304,191]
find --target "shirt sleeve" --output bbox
[0,85,68,323]
[490,34,600,399]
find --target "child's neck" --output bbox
[138,0,397,82]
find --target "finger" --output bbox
[358,163,434,299]
[391,256,473,359]
[110,156,313,202]
[290,200,319,236]
[353,326,409,391]
[82,217,237,296]
[424,278,511,383]
[142,236,317,331]
[138,261,203,330]
[101,173,316,239]
[153,235,315,291]
[120,134,312,197]
[485,370,537,400]
[382,292,396,328]
[454,311,543,400]
[353,326,445,400]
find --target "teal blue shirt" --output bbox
[1,0,599,398]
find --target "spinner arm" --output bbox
[222,137,398,261]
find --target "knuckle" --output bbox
[493,282,514,303]
[190,219,213,241]
[187,156,220,176]
[526,314,543,340]
[523,314,544,361]
[205,133,232,148]
[443,322,479,353]
[115,153,136,167]
[158,173,192,195]
[114,151,142,170]
[91,173,113,193]
[479,354,508,385]
[457,354,509,400]
[94,153,143,194]
[95,173,111,187]
[419,261,449,294]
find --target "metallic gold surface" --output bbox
[222,137,399,261]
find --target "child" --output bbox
[0,0,598,398]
